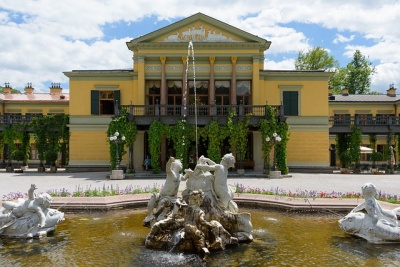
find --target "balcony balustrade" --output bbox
[329,115,400,134]
[120,104,284,126]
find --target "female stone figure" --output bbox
[143,157,183,227]
[195,154,238,212]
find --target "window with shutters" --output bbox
[91,90,120,115]
[282,91,299,116]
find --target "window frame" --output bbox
[279,85,302,116]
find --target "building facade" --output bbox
[2,13,346,171]
[62,13,332,172]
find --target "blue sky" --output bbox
[0,0,399,94]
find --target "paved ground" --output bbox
[1,169,399,199]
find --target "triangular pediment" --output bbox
[127,13,270,49]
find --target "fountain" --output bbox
[2,208,400,266]
[339,183,400,243]
[0,184,64,238]
[143,154,252,260]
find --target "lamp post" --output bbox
[109,131,125,170]
[266,132,282,171]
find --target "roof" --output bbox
[0,93,69,102]
[330,94,400,102]
[70,69,133,73]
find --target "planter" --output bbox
[340,168,353,174]
[110,170,124,180]
[37,167,46,173]
[21,166,28,171]
[237,169,245,175]
[49,166,57,173]
[269,170,282,179]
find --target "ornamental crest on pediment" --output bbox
[163,25,239,42]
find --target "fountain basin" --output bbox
[1,208,400,266]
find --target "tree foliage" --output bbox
[330,50,376,94]
[295,46,338,70]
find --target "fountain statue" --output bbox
[339,183,400,243]
[143,154,252,260]
[0,184,64,238]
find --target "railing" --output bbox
[0,105,283,125]
[329,115,400,126]
[121,104,283,118]
[0,114,43,124]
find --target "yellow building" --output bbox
[329,85,400,169]
[62,13,332,172]
[0,83,69,166]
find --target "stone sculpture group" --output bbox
[0,184,64,238]
[339,182,400,243]
[143,153,252,260]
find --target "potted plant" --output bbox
[11,149,25,173]
[45,150,58,173]
[370,151,383,174]
[339,150,352,173]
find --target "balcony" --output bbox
[329,115,400,134]
[120,104,285,126]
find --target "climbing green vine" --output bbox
[200,120,228,163]
[148,120,167,173]
[107,114,137,171]
[169,119,195,169]
[259,105,289,174]
[349,126,362,173]
[227,108,251,168]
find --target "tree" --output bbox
[295,46,338,70]
[345,50,376,94]
[0,86,21,94]
[330,50,376,94]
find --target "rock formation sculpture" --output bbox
[143,154,252,260]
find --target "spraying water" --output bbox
[184,41,198,160]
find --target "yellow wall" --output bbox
[329,102,396,116]
[69,79,134,116]
[69,131,112,165]
[287,131,329,166]
[3,102,68,115]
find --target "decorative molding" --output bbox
[166,65,183,72]
[215,65,231,72]
[188,65,209,72]
[163,25,240,42]
[145,65,162,72]
[94,85,119,90]
[236,65,252,72]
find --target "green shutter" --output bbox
[91,90,99,115]
[114,90,120,105]
[283,91,298,116]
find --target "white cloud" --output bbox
[0,0,399,93]
[264,59,295,70]
[333,34,355,44]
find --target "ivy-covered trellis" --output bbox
[148,120,168,173]
[335,126,362,171]
[259,105,289,175]
[30,114,70,169]
[116,105,289,174]
[200,120,228,163]
[227,108,251,169]
[107,113,137,171]
[169,119,196,169]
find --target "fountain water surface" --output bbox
[2,209,400,266]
